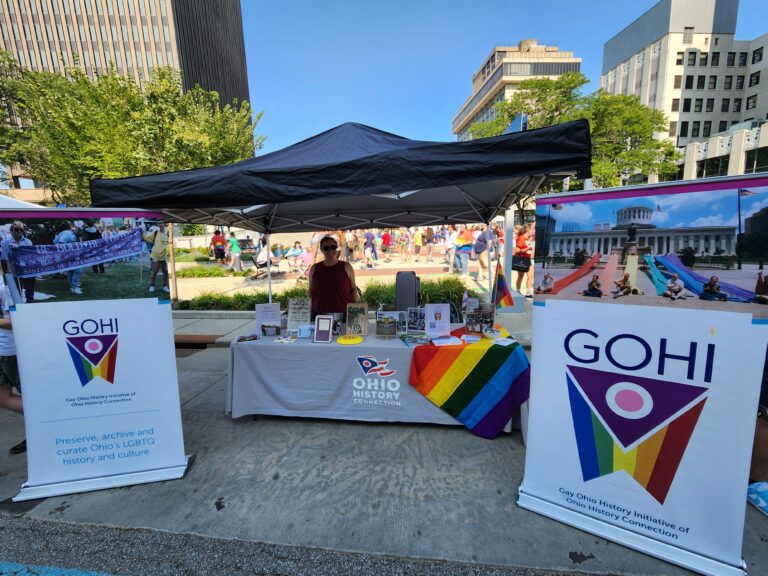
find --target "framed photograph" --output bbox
[287,297,311,331]
[346,303,369,335]
[313,315,334,343]
[407,307,426,333]
[375,314,398,337]
[376,310,407,334]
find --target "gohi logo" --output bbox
[566,365,707,504]
[64,319,119,386]
[356,356,396,377]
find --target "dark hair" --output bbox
[319,235,337,248]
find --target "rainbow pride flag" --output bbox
[567,368,707,504]
[493,262,515,309]
[66,334,119,386]
[409,328,530,438]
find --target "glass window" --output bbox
[718,120,728,133]
[688,51,697,66]
[727,52,735,66]
[692,121,700,137]
[749,71,761,87]
[739,52,747,66]
[708,75,717,89]
[669,121,677,137]
[733,98,742,112]
[683,27,694,44]
[700,52,708,66]
[724,75,733,89]
[672,98,680,112]
[711,52,720,66]
[674,75,682,89]
[676,52,684,65]
[694,98,703,112]
[683,98,691,112]
[745,147,768,174]
[736,75,745,89]
[680,121,689,137]
[703,121,712,137]
[706,98,714,112]
[697,75,706,89]
[746,95,757,110]
[685,75,694,89]
[753,47,763,64]
[721,98,730,112]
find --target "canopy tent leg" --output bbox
[266,232,272,303]
[485,221,493,297]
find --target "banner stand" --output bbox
[518,490,747,576]
[13,455,193,502]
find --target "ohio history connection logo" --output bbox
[64,318,119,386]
[566,365,707,504]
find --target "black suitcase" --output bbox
[395,271,420,310]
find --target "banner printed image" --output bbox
[0,215,164,304]
[534,184,768,318]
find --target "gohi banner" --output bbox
[11,228,142,278]
[12,298,187,501]
[520,300,764,576]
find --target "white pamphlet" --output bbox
[255,303,281,334]
[424,303,450,339]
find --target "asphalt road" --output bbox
[0,514,585,576]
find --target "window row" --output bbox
[671,96,758,113]
[675,49,763,67]
[673,74,748,90]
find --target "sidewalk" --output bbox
[4,346,765,576]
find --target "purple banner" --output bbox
[11,228,143,278]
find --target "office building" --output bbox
[0,0,248,105]
[601,0,767,151]
[452,39,581,141]
[0,0,249,200]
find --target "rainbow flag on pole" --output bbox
[493,261,515,309]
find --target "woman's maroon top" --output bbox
[311,261,354,316]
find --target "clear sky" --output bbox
[241,0,766,155]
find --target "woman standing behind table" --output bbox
[309,236,359,317]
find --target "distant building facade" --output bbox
[549,207,736,257]
[0,0,249,201]
[452,39,581,141]
[601,0,766,149]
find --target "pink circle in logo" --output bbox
[614,389,644,412]
[84,338,103,354]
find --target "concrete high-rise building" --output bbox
[452,39,581,141]
[601,0,766,150]
[0,0,249,106]
[0,0,249,200]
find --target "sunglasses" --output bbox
[321,245,338,252]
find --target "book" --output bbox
[287,297,311,331]
[346,302,369,336]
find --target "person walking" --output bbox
[453,225,474,276]
[53,221,83,295]
[513,225,532,293]
[143,221,170,293]
[228,232,242,272]
[412,228,423,262]
[1,222,35,302]
[210,229,227,265]
[474,227,492,281]
[424,227,435,262]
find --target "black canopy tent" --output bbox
[90,120,591,233]
[90,119,591,299]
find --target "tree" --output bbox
[178,223,205,236]
[468,72,681,188]
[0,54,264,205]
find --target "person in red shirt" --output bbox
[210,230,226,265]
[514,225,532,293]
[309,236,359,317]
[381,229,392,263]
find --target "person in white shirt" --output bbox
[0,280,25,454]
[663,274,686,300]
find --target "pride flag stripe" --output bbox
[442,343,518,416]
[426,342,491,406]
[66,340,118,386]
[567,373,706,504]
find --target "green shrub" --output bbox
[361,281,395,307]
[175,265,250,278]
